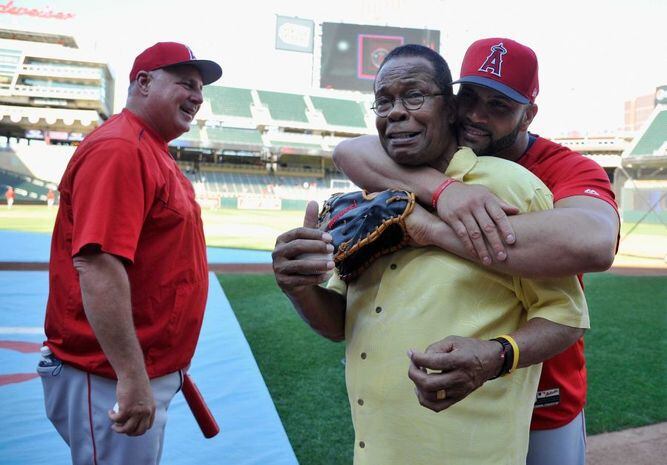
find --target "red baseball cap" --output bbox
[452,38,539,104]
[129,42,222,85]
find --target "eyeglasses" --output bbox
[371,91,445,117]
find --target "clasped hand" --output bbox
[272,201,335,293]
[407,335,503,412]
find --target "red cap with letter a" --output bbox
[129,42,222,85]
[452,38,539,104]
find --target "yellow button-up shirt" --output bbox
[328,147,589,465]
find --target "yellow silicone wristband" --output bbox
[499,334,520,372]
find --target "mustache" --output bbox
[459,120,491,134]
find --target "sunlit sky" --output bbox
[1,0,665,137]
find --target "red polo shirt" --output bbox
[45,109,208,379]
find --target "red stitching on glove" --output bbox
[327,200,357,230]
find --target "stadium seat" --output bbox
[257,91,309,123]
[309,96,367,128]
[629,109,667,156]
[205,86,254,118]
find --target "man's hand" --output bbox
[407,336,503,412]
[272,201,347,342]
[272,201,335,293]
[108,372,156,436]
[436,182,519,265]
[404,203,436,247]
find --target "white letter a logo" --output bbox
[478,43,507,77]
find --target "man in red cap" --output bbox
[334,38,619,465]
[39,42,222,465]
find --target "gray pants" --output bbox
[527,411,586,465]
[38,357,181,465]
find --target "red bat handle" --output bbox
[182,373,220,438]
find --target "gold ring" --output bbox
[436,389,447,401]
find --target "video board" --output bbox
[320,22,440,92]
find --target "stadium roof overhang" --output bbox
[0,105,101,135]
[0,28,78,48]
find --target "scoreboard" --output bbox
[320,22,440,93]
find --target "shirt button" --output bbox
[390,264,397,270]
[375,306,382,313]
[360,352,367,360]
[358,399,364,406]
[359,441,365,448]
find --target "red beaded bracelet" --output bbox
[431,178,459,210]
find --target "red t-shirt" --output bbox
[519,135,618,429]
[45,109,209,379]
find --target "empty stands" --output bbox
[628,107,667,156]
[194,168,354,201]
[0,168,52,201]
[207,127,263,148]
[310,96,368,128]
[205,86,254,118]
[0,147,32,176]
[256,90,309,123]
[0,81,374,205]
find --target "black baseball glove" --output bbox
[317,189,416,282]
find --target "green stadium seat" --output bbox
[207,127,263,146]
[630,109,667,156]
[310,96,367,128]
[204,86,254,118]
[257,90,308,123]
[0,148,32,176]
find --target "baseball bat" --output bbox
[182,373,220,438]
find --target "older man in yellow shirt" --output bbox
[272,44,588,465]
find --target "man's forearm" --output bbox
[333,135,447,200]
[410,198,618,278]
[496,197,618,278]
[284,285,347,342]
[407,317,585,410]
[74,252,147,380]
[507,317,585,369]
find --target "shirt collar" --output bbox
[444,146,478,181]
[121,108,169,149]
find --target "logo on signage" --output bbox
[0,1,75,20]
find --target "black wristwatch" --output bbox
[489,337,514,379]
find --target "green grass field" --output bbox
[620,221,667,237]
[583,273,667,432]
[0,205,59,233]
[219,272,667,465]
[201,208,304,250]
